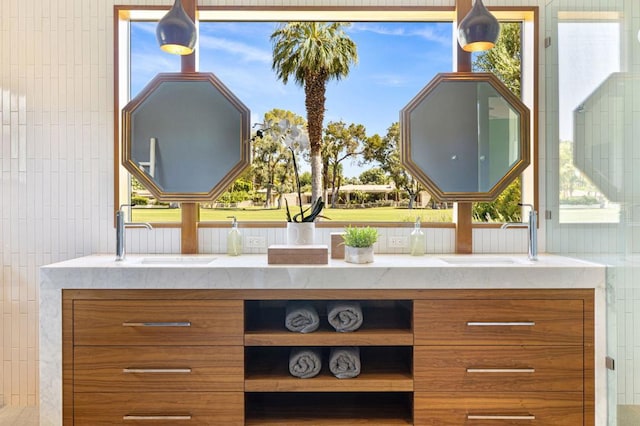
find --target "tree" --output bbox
[559,140,580,199]
[559,140,599,200]
[252,109,306,208]
[359,167,388,185]
[473,179,522,222]
[363,123,422,209]
[322,121,367,207]
[474,23,521,97]
[298,171,312,188]
[472,22,523,221]
[271,22,358,203]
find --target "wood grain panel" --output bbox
[245,369,413,393]
[414,392,583,425]
[73,392,243,425]
[73,300,243,346]
[414,345,583,392]
[181,202,199,254]
[62,291,74,425]
[74,346,243,392]
[63,288,594,301]
[414,299,583,345]
[456,202,473,254]
[245,329,413,347]
[584,290,595,426]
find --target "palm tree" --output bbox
[271,22,358,203]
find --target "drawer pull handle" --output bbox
[123,368,192,374]
[468,414,535,420]
[122,322,191,327]
[467,368,535,373]
[467,321,535,327]
[123,415,192,421]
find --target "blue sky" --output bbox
[131,21,453,175]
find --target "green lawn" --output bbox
[131,205,453,223]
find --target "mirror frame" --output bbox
[400,72,530,202]
[121,72,251,202]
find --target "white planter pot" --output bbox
[344,245,374,264]
[286,222,315,245]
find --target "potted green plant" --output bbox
[342,226,379,264]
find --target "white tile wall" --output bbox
[0,0,540,407]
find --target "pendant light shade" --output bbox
[156,0,197,55]
[457,0,500,52]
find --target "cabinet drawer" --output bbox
[74,300,243,346]
[414,299,583,345]
[414,392,583,425]
[414,346,583,392]
[74,346,243,392]
[74,392,243,425]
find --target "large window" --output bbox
[115,7,536,226]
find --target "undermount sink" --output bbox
[439,256,531,265]
[138,256,217,265]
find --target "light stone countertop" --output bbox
[38,253,607,426]
[40,253,605,291]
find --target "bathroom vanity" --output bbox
[39,254,606,425]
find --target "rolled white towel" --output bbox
[285,302,320,333]
[289,348,322,379]
[329,347,361,379]
[327,301,363,332]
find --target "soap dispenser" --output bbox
[410,217,425,256]
[227,216,242,256]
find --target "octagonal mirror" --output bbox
[400,72,530,202]
[122,73,251,202]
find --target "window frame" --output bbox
[113,5,538,229]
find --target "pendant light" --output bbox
[457,0,500,52]
[156,0,197,55]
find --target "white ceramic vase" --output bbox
[286,222,315,245]
[344,245,374,264]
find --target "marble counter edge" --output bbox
[39,254,606,290]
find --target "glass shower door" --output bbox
[546,1,640,424]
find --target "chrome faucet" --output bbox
[501,203,538,261]
[116,204,153,261]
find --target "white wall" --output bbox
[0,0,541,406]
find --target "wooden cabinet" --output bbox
[62,289,594,425]
[414,392,584,425]
[74,392,244,425]
[414,293,592,426]
[414,345,583,392]
[73,346,244,392]
[65,292,245,425]
[414,299,584,345]
[73,299,243,346]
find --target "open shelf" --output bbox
[245,300,413,346]
[245,392,413,425]
[244,301,414,423]
[245,347,413,392]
